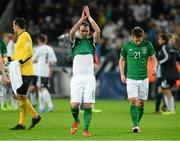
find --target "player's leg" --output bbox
[8,87,18,110]
[162,89,175,114]
[70,76,82,134]
[37,76,45,112]
[0,84,7,111]
[160,79,175,114]
[38,87,46,112]
[154,78,163,113]
[10,76,41,130]
[37,77,53,112]
[0,84,11,111]
[127,78,140,133]
[28,76,38,107]
[5,86,14,111]
[10,95,27,130]
[41,77,53,112]
[137,78,149,123]
[25,76,41,129]
[83,75,96,136]
[131,78,149,133]
[83,103,92,137]
[0,96,7,111]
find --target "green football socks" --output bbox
[84,108,92,130]
[138,107,144,122]
[130,105,139,127]
[71,108,80,122]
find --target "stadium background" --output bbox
[1,0,180,140]
[0,0,180,99]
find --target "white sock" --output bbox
[42,88,53,109]
[38,91,45,111]
[164,96,170,111]
[30,92,37,106]
[169,96,175,112]
[10,95,18,110]
[0,96,6,108]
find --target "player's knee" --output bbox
[139,101,144,107]
[71,102,80,109]
[129,98,137,105]
[29,85,36,93]
[84,103,92,108]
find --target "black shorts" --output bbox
[30,76,38,86]
[158,78,176,89]
[37,76,49,88]
[17,75,33,95]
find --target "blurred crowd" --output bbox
[12,0,180,95]
[12,0,180,66]
[13,0,179,42]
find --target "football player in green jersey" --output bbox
[69,5,100,137]
[119,27,157,133]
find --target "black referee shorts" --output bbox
[30,76,38,87]
[17,75,33,95]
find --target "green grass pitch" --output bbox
[1,99,180,140]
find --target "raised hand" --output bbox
[83,5,90,18]
[81,10,87,20]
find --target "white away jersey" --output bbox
[33,45,57,77]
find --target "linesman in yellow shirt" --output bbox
[8,17,41,130]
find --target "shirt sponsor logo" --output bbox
[142,46,147,54]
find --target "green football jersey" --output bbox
[120,40,155,80]
[71,37,95,59]
[0,39,7,75]
[0,39,7,56]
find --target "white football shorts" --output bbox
[70,75,96,103]
[126,78,149,100]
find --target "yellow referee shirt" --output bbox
[11,31,33,75]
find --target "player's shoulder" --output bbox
[0,39,6,49]
[0,39,5,45]
[143,40,153,47]
[19,31,31,40]
[123,41,133,48]
[45,45,54,51]
[20,31,29,37]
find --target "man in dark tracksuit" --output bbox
[157,34,180,114]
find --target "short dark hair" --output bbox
[14,17,26,29]
[80,21,90,28]
[159,34,169,44]
[37,34,48,43]
[132,27,144,37]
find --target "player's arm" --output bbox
[0,55,7,85]
[49,64,53,79]
[84,6,100,42]
[119,56,126,83]
[70,9,87,42]
[150,55,157,75]
[32,49,39,63]
[49,48,57,64]
[0,56,6,75]
[158,45,169,64]
[148,41,157,75]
